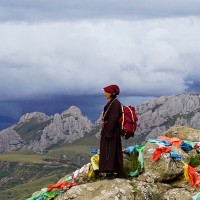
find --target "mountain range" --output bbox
[0,93,200,153]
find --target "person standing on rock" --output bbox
[98,84,124,179]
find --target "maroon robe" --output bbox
[99,98,123,174]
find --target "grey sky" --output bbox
[1,0,200,22]
[0,0,200,102]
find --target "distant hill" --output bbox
[134,93,200,143]
[0,106,96,153]
[0,93,200,153]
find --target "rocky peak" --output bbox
[61,106,82,117]
[26,106,94,150]
[134,93,200,142]
[138,93,200,115]
[18,112,51,124]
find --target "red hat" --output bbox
[103,84,120,95]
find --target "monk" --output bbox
[99,84,124,179]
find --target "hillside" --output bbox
[0,93,200,154]
[0,131,100,200]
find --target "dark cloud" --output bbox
[184,54,200,93]
[0,94,105,130]
[0,93,154,131]
[0,116,16,131]
[0,0,200,22]
[1,17,199,101]
[185,76,200,93]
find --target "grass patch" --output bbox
[14,118,51,143]
[189,155,200,168]
[0,160,75,191]
[124,153,139,177]
[130,181,140,194]
[0,150,46,163]
[46,127,100,159]
[1,174,60,200]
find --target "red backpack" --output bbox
[118,105,138,139]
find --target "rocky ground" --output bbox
[28,126,200,200]
[54,178,134,200]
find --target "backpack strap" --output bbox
[121,105,125,130]
[127,106,135,123]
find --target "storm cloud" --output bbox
[0,17,200,101]
[0,0,200,130]
[0,0,200,22]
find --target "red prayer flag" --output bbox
[188,165,200,187]
[47,181,75,192]
[153,147,171,162]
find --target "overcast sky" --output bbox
[0,0,200,129]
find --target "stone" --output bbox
[165,125,200,142]
[142,142,190,182]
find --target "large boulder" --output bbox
[0,128,24,153]
[141,142,190,182]
[165,125,200,142]
[54,178,134,200]
[163,188,193,200]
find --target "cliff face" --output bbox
[135,93,200,142]
[0,106,94,153]
[0,93,200,153]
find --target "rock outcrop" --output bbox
[135,93,200,142]
[27,106,94,150]
[28,126,200,200]
[0,106,94,153]
[54,178,134,200]
[142,142,190,182]
[165,126,200,142]
[18,112,51,123]
[0,129,24,153]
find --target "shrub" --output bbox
[189,155,200,168]
[123,153,139,177]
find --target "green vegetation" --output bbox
[124,153,139,177]
[0,153,79,200]
[0,130,101,200]
[14,118,51,142]
[0,150,45,163]
[0,159,74,190]
[46,128,100,158]
[189,155,200,168]
[130,181,140,194]
[1,175,60,200]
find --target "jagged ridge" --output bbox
[0,93,200,153]
[0,106,95,153]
